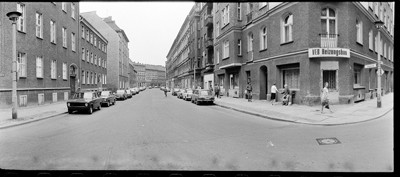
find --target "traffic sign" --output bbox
[376,68,384,75]
[365,63,376,68]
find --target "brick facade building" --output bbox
[0,2,80,108]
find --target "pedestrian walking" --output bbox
[321,82,333,113]
[214,84,220,98]
[246,81,253,102]
[164,87,167,97]
[271,83,278,105]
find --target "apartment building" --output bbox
[80,11,130,91]
[145,65,166,87]
[128,59,137,88]
[132,62,145,87]
[0,2,80,107]
[213,2,394,105]
[79,15,108,92]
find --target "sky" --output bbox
[80,1,195,67]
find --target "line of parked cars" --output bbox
[168,88,214,105]
[66,87,146,114]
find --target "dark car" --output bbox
[172,88,180,96]
[191,89,214,105]
[100,91,116,107]
[115,90,128,100]
[67,92,103,114]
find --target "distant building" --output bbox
[0,2,80,107]
[132,62,145,87]
[79,15,108,92]
[145,64,166,87]
[128,59,137,88]
[80,11,130,91]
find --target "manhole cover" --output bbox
[316,137,341,145]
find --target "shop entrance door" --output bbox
[322,70,339,104]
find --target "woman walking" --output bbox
[321,82,333,113]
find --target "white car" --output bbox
[182,89,194,101]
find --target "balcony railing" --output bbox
[320,33,338,48]
[205,15,213,27]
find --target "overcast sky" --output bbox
[80,1,194,66]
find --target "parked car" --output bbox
[126,89,133,98]
[115,90,128,100]
[182,89,194,101]
[100,91,116,107]
[130,88,137,95]
[165,87,171,92]
[172,88,180,96]
[177,89,186,99]
[160,86,165,91]
[67,91,103,114]
[191,89,214,105]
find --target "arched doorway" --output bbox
[69,64,78,97]
[259,65,268,100]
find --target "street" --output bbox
[0,89,393,171]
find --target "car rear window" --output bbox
[200,90,212,95]
[117,90,125,94]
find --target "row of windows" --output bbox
[81,70,107,85]
[18,92,68,107]
[16,3,77,52]
[81,48,107,68]
[17,52,69,80]
[81,26,107,53]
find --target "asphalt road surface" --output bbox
[0,89,393,171]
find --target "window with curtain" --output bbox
[282,14,293,43]
[356,19,363,44]
[17,52,27,77]
[36,56,43,78]
[282,68,299,89]
[260,27,267,50]
[36,12,43,38]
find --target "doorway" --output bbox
[259,65,268,100]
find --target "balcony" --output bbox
[205,15,213,27]
[320,34,338,48]
[206,38,213,48]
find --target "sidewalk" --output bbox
[0,101,68,129]
[214,93,393,125]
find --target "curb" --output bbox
[0,112,68,130]
[214,102,393,126]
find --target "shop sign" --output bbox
[364,63,377,68]
[309,48,350,58]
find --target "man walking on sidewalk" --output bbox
[271,83,278,105]
[321,82,333,113]
[214,84,220,99]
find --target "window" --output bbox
[17,3,25,32]
[237,3,241,20]
[86,50,89,62]
[321,8,336,35]
[51,60,57,79]
[282,14,293,43]
[82,48,85,60]
[50,20,56,43]
[82,26,85,38]
[356,19,363,44]
[71,33,76,51]
[19,95,27,107]
[62,2,67,12]
[259,2,267,9]
[237,39,242,55]
[95,73,97,84]
[94,37,97,46]
[91,52,93,63]
[368,2,373,10]
[223,40,229,58]
[384,43,387,59]
[36,12,43,38]
[99,57,101,67]
[282,68,300,89]
[86,71,89,84]
[71,3,75,19]
[375,34,378,53]
[216,49,220,64]
[91,72,94,84]
[90,33,93,44]
[260,27,267,50]
[62,27,67,48]
[247,33,253,52]
[369,30,373,50]
[86,30,90,41]
[82,70,85,84]
[222,5,230,26]
[216,22,220,37]
[17,52,26,78]
[94,55,97,65]
[62,63,67,80]
[36,56,43,78]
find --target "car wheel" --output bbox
[68,109,73,114]
[88,106,93,114]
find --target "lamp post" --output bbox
[6,11,22,119]
[375,20,384,108]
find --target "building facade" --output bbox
[132,62,146,87]
[0,2,80,108]
[145,64,166,87]
[167,2,394,105]
[128,59,137,88]
[79,15,108,92]
[80,11,129,91]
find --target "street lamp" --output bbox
[6,11,22,119]
[374,20,384,108]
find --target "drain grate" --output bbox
[316,137,341,145]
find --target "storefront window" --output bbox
[323,70,336,90]
[282,68,299,89]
